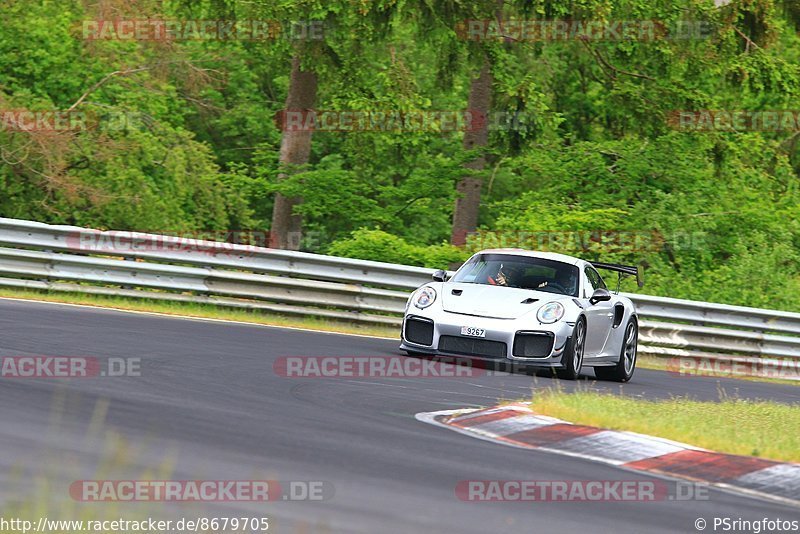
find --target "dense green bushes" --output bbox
[328,133,800,310]
[1,0,799,311]
[328,229,467,268]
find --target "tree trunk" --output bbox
[270,55,318,250]
[451,57,492,246]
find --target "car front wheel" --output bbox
[595,317,638,382]
[555,317,585,380]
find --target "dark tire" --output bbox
[555,317,586,380]
[595,317,638,382]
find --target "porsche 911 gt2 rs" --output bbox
[399,249,644,381]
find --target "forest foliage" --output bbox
[1,0,799,309]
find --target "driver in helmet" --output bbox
[488,263,522,287]
[553,268,578,295]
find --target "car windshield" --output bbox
[451,253,580,297]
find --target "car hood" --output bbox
[441,282,561,320]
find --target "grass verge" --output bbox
[529,389,800,463]
[0,287,399,339]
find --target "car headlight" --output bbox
[537,302,564,324]
[413,287,437,309]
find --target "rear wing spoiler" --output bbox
[590,262,644,288]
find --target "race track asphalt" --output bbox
[1,298,798,533]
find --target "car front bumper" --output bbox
[399,308,574,368]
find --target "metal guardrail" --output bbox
[1,217,799,376]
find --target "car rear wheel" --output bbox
[595,318,638,382]
[555,318,585,380]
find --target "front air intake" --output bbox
[512,332,555,358]
[405,316,434,346]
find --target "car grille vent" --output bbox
[438,336,507,359]
[405,317,434,346]
[512,332,555,358]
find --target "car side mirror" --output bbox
[589,288,611,305]
[432,269,448,283]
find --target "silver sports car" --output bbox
[399,249,643,381]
